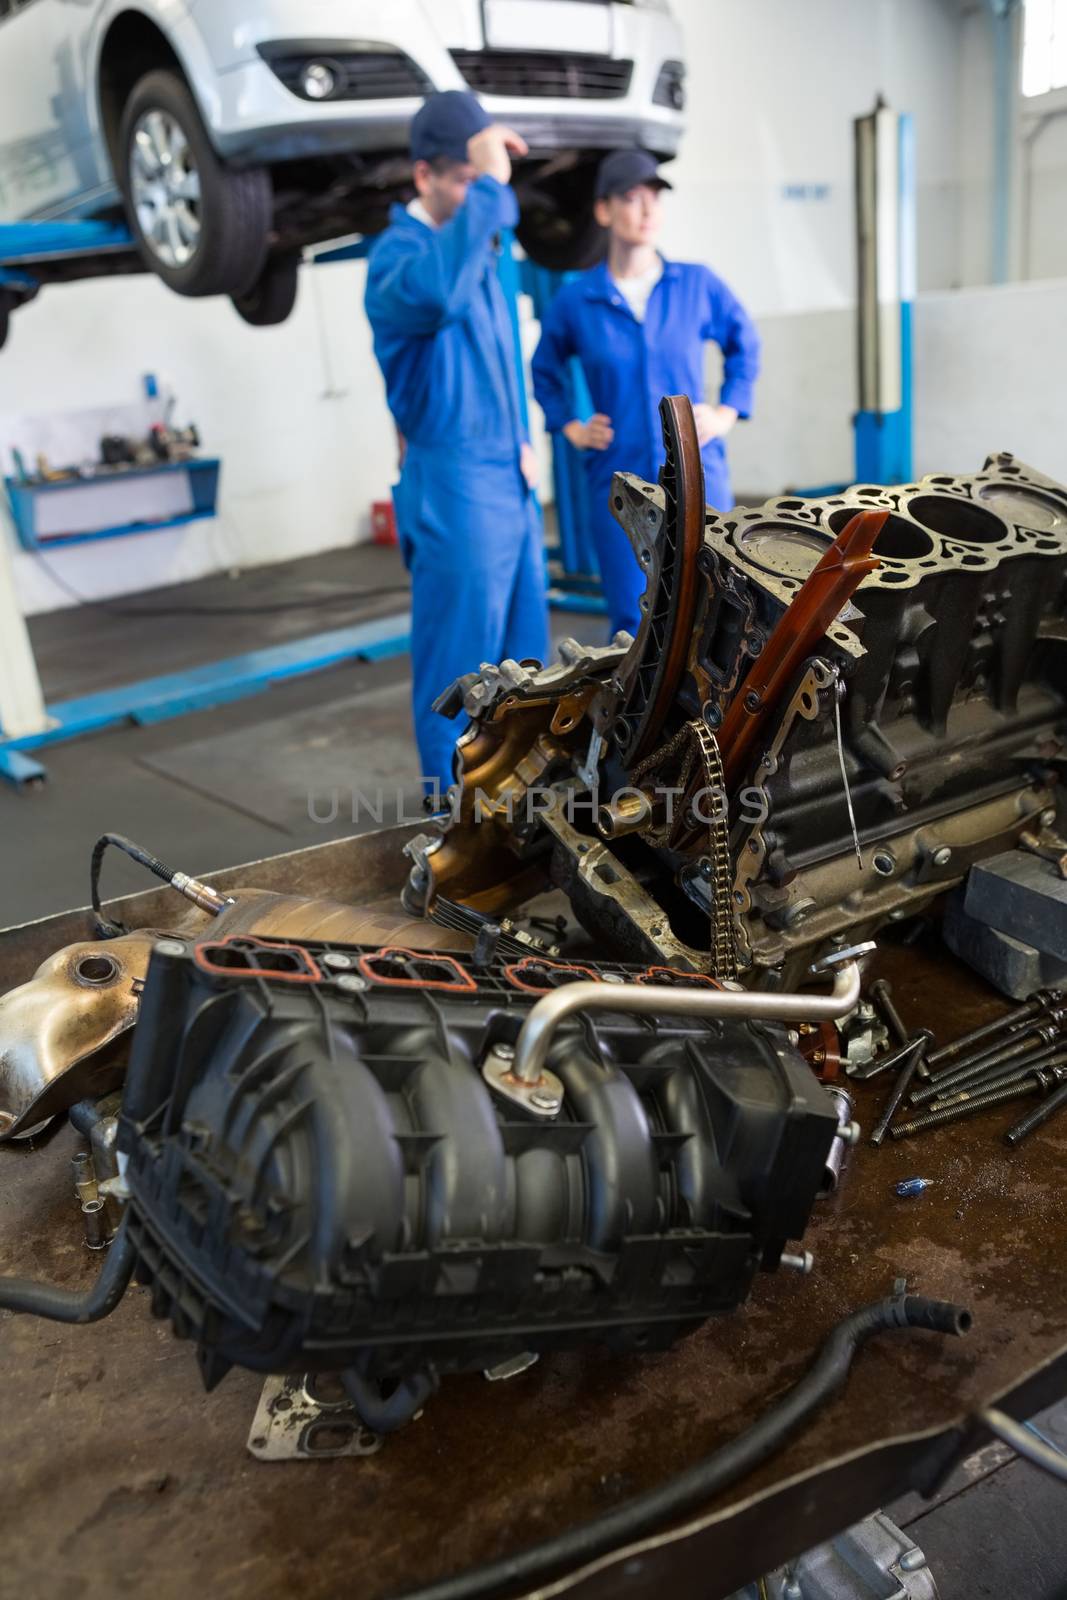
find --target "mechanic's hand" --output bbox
[692,403,738,447]
[520,442,540,490]
[467,124,529,184]
[563,414,614,452]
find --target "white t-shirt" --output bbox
[407,198,439,230]
[612,257,665,323]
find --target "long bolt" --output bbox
[924,988,1057,1070]
[1005,1078,1067,1147]
[869,1033,932,1146]
[926,1005,1067,1088]
[890,1073,1053,1140]
[913,1025,1063,1104]
[931,1056,1067,1110]
[869,979,931,1080]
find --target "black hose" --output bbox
[90,833,179,938]
[0,1218,135,1324]
[395,1294,972,1600]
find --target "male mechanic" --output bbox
[532,149,761,640]
[365,91,549,791]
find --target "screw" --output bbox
[932,846,953,867]
[869,1033,933,1146]
[1005,1076,1067,1146]
[336,974,369,994]
[322,951,354,971]
[891,1074,1051,1139]
[925,989,1055,1070]
[915,1023,1063,1102]
[868,979,911,1049]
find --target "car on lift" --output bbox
[0,0,685,346]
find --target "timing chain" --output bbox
[629,720,738,982]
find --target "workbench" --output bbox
[0,826,1064,1600]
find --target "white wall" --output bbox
[2,258,399,614]
[662,0,967,313]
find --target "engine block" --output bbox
[416,407,1067,985]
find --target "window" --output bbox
[1023,0,1067,97]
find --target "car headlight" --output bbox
[301,61,338,100]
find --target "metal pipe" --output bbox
[512,959,865,1086]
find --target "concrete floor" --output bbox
[2,548,1066,1599]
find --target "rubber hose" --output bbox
[341,1368,440,1434]
[394,1295,972,1600]
[0,1217,135,1324]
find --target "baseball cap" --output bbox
[410,91,492,164]
[595,149,673,200]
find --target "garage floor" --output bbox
[1,549,1066,1599]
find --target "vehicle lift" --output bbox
[0,220,604,787]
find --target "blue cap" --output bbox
[595,149,673,200]
[410,91,491,164]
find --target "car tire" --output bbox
[518,203,606,273]
[119,69,271,298]
[231,255,300,327]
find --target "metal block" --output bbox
[964,850,1067,963]
[732,1510,938,1599]
[943,891,1067,999]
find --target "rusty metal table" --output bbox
[0,828,1064,1600]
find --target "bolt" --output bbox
[925,990,1054,1070]
[890,1074,1052,1139]
[1005,1076,1067,1146]
[868,979,911,1049]
[932,846,953,867]
[529,1091,561,1113]
[929,1055,1067,1109]
[744,690,761,712]
[601,973,626,985]
[154,939,185,958]
[336,974,369,994]
[780,1250,814,1275]
[1041,808,1058,828]
[869,1033,934,1146]
[899,1549,928,1574]
[916,1023,1064,1102]
[493,1043,516,1061]
[322,951,354,971]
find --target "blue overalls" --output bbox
[531,259,761,638]
[365,175,549,789]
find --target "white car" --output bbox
[0,0,685,340]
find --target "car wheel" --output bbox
[120,69,271,297]
[231,255,300,327]
[518,203,606,273]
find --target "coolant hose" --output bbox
[0,1217,134,1324]
[395,1294,972,1600]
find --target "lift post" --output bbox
[854,101,915,485]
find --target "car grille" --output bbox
[260,46,435,101]
[451,51,633,100]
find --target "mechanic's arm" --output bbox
[695,269,761,442]
[531,301,614,452]
[366,178,516,333]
